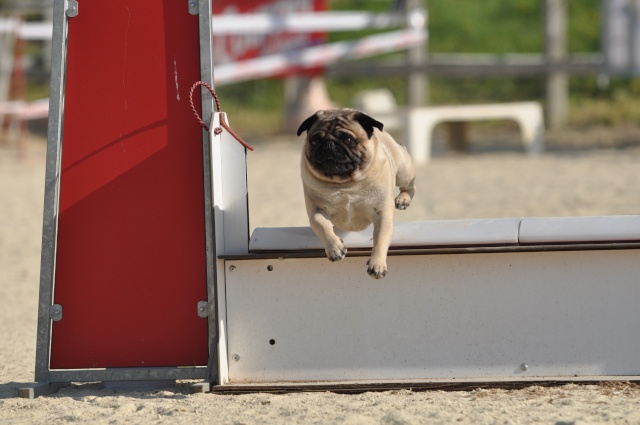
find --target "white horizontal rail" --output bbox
[0,18,52,40]
[211,12,405,34]
[250,215,640,252]
[214,28,426,84]
[0,11,413,39]
[0,98,49,120]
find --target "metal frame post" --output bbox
[195,0,219,389]
[34,0,68,388]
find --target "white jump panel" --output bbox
[519,215,640,244]
[249,216,640,253]
[250,219,521,252]
[223,249,640,384]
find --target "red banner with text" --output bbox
[212,0,327,78]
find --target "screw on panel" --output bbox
[520,363,529,372]
[188,1,199,15]
[66,0,78,17]
[229,265,236,272]
[232,354,240,361]
[50,304,63,321]
[197,301,209,318]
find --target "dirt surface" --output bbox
[1,127,640,424]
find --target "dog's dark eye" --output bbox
[342,135,356,146]
[310,135,322,145]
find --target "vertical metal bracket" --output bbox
[50,304,63,321]
[188,0,199,15]
[65,0,78,17]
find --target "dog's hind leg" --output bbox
[395,172,415,210]
[394,148,416,210]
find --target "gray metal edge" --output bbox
[212,375,640,392]
[44,367,208,383]
[198,0,219,386]
[216,375,640,387]
[35,0,67,384]
[223,242,640,261]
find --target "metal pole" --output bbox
[544,0,568,128]
[35,0,68,384]
[405,0,427,107]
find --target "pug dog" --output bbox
[297,108,416,279]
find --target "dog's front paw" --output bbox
[366,258,388,279]
[325,239,347,262]
[395,193,412,210]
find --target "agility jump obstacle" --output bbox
[22,0,640,397]
[213,122,640,389]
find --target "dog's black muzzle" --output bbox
[311,140,359,175]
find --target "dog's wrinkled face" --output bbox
[297,109,383,182]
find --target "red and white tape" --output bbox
[214,28,427,85]
[0,99,49,120]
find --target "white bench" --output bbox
[407,101,545,164]
[354,89,545,164]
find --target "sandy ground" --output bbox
[2,126,640,424]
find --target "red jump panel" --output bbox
[50,0,208,369]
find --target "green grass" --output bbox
[569,93,640,127]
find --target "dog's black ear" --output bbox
[354,112,384,138]
[297,113,320,136]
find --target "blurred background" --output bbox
[1,1,639,414]
[1,0,639,226]
[209,0,640,143]
[2,1,640,140]
[0,0,51,154]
